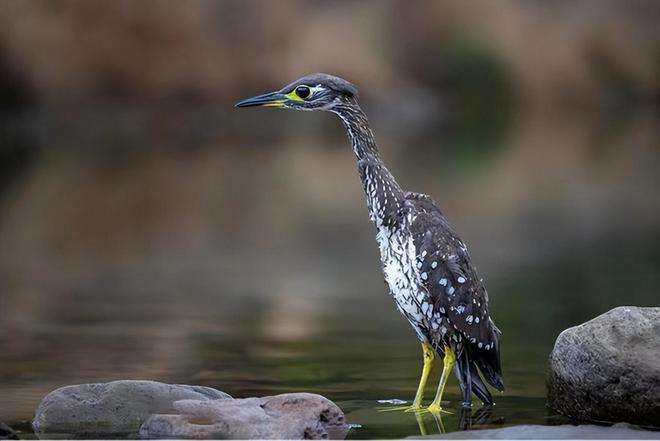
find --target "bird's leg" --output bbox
[414,401,445,437]
[411,341,435,409]
[462,358,472,408]
[378,341,434,412]
[427,345,456,414]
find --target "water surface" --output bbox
[1,107,659,438]
[2,241,658,438]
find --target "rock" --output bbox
[548,306,660,427]
[408,423,659,439]
[0,422,19,440]
[32,380,231,438]
[139,392,348,439]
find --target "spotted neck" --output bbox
[333,101,406,228]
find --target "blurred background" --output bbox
[0,0,659,437]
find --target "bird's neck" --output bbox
[332,102,379,160]
[333,102,406,228]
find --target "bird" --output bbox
[236,73,503,413]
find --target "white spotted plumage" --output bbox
[333,83,503,400]
[242,72,503,405]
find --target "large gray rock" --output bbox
[409,423,659,439]
[548,306,660,427]
[139,392,348,439]
[32,380,231,438]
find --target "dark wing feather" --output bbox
[404,192,503,391]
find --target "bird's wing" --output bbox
[404,192,500,351]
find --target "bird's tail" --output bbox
[479,324,504,391]
[455,351,494,405]
[456,328,504,405]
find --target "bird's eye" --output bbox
[295,86,311,99]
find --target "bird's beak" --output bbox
[235,91,288,108]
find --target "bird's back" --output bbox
[404,191,503,391]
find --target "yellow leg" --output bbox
[427,345,456,414]
[379,341,435,412]
[411,341,435,408]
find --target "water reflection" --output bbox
[386,406,499,436]
[0,107,659,438]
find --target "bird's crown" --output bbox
[281,73,358,98]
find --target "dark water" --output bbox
[0,106,659,438]
[1,239,658,438]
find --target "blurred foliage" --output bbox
[0,1,659,437]
[440,37,514,168]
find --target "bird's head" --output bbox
[235,73,358,111]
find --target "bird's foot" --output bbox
[377,403,425,413]
[425,402,453,415]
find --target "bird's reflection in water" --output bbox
[458,405,500,430]
[414,405,501,435]
[414,411,442,436]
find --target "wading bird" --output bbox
[236,74,503,413]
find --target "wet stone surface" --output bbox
[31,380,348,439]
[32,380,231,438]
[140,392,349,439]
[408,423,660,439]
[547,306,660,427]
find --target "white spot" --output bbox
[421,303,429,314]
[378,399,408,405]
[439,278,447,286]
[421,250,427,257]
[432,321,439,330]
[471,338,476,343]
[456,305,465,314]
[452,335,458,342]
[478,342,483,348]
[440,326,447,335]
[475,317,480,323]
[439,307,446,314]
[421,272,428,281]
[447,286,455,295]
[467,315,473,324]
[431,261,438,269]
[416,261,422,269]
[458,277,466,284]
[485,344,490,350]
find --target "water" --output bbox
[1,238,658,438]
[0,106,659,437]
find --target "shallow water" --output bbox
[1,107,659,438]
[1,241,658,438]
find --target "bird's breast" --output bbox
[375,226,428,327]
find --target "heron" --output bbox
[236,73,503,413]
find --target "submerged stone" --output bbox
[547,306,660,427]
[139,392,348,439]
